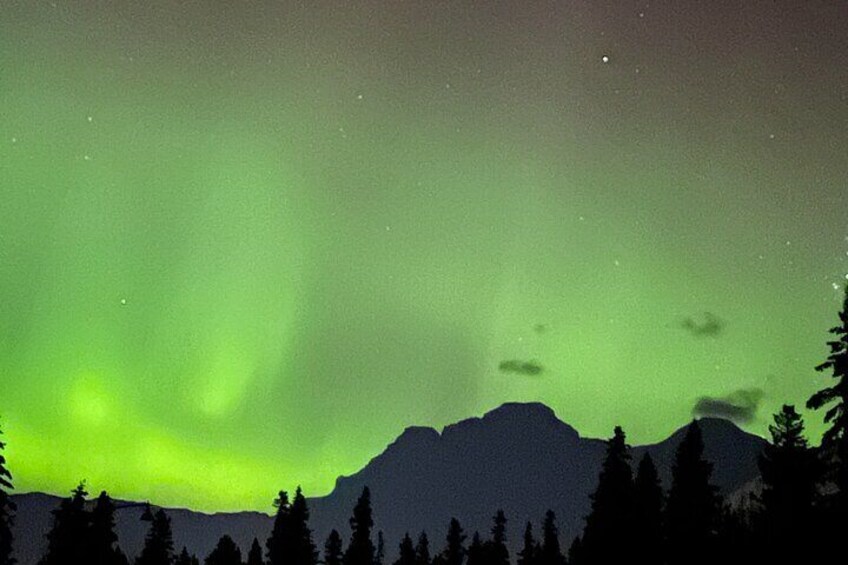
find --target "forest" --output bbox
[0,285,846,565]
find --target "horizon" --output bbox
[2,0,847,515]
[10,402,763,514]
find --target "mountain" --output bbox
[10,403,766,564]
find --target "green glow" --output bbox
[1,2,847,511]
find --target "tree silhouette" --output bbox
[0,425,15,565]
[343,487,375,565]
[175,548,199,565]
[90,491,124,565]
[136,509,175,565]
[414,532,430,565]
[267,491,291,565]
[464,534,482,565]
[516,522,537,565]
[246,538,263,565]
[393,534,415,565]
[204,535,241,565]
[539,511,564,565]
[39,482,90,565]
[807,283,848,518]
[756,405,822,562]
[290,487,318,565]
[633,454,663,564]
[439,518,465,565]
[665,420,720,565]
[484,510,509,565]
[579,426,634,565]
[324,530,343,565]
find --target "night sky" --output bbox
[1,1,847,512]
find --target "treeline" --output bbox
[0,286,846,565]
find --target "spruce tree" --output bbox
[580,426,634,565]
[807,283,848,516]
[539,511,564,565]
[135,509,175,565]
[0,425,15,565]
[393,534,415,565]
[343,487,375,565]
[324,530,343,565]
[464,534,482,565]
[175,548,194,565]
[414,532,430,565]
[204,535,241,565]
[516,522,536,565]
[633,453,663,564]
[90,491,123,565]
[246,538,263,565]
[665,420,720,565]
[40,482,91,565]
[756,405,821,562]
[289,487,318,565]
[440,518,465,565]
[485,511,508,565]
[266,491,291,565]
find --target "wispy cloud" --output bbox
[692,388,765,424]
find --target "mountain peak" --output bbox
[483,401,558,420]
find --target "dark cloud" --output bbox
[498,359,544,376]
[692,388,765,424]
[681,312,724,337]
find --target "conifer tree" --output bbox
[246,538,263,565]
[289,487,318,565]
[267,491,291,565]
[516,522,536,565]
[0,424,15,565]
[665,420,720,565]
[580,426,634,565]
[90,491,123,565]
[414,532,429,565]
[440,518,465,565]
[175,548,195,565]
[204,535,241,565]
[135,509,175,565]
[343,487,375,565]
[393,534,415,565]
[464,534,482,565]
[539,511,563,565]
[40,482,91,565]
[807,283,848,516]
[324,530,343,565]
[633,453,663,564]
[485,511,508,565]
[756,405,821,562]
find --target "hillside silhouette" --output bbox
[10,405,765,564]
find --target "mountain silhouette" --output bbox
[10,403,766,564]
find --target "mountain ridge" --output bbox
[10,402,766,565]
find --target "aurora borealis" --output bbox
[1,1,847,512]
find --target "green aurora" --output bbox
[1,1,847,511]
